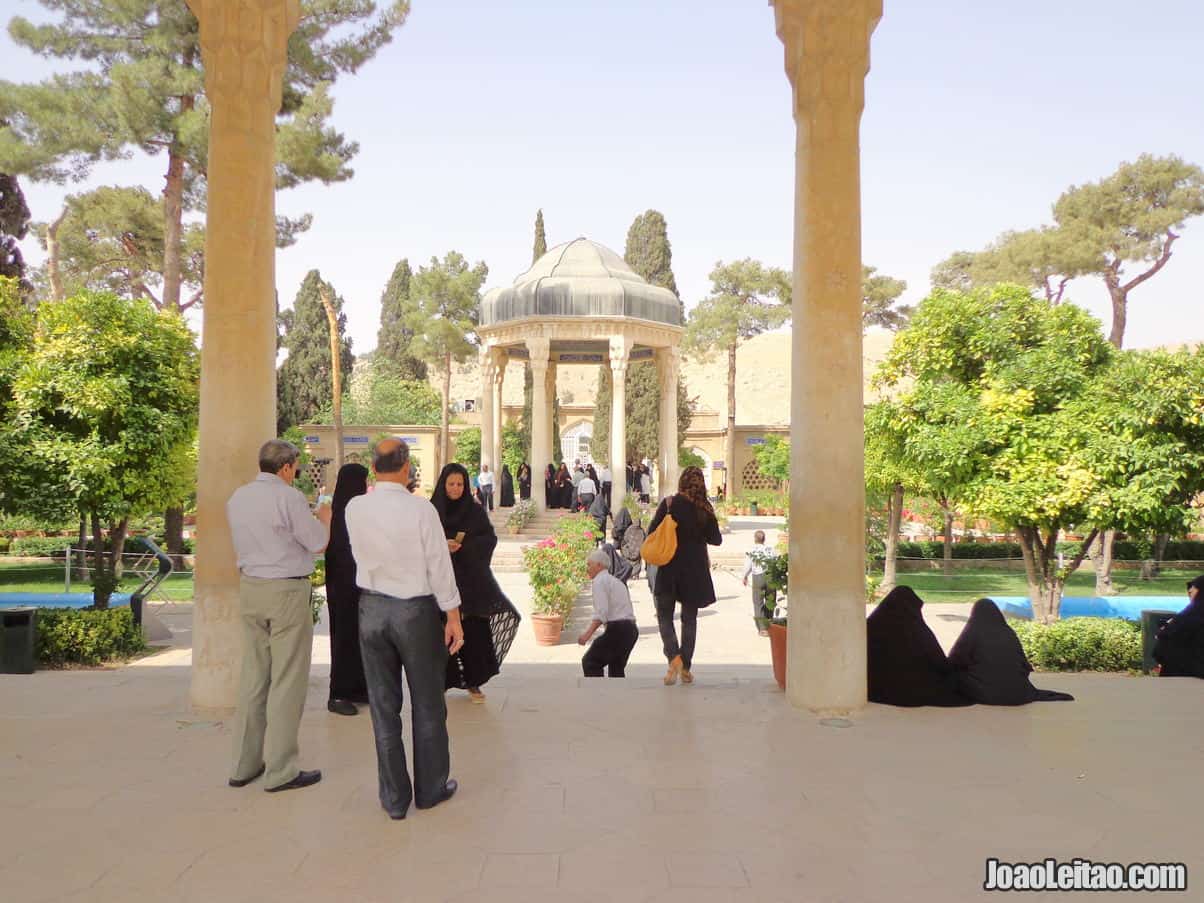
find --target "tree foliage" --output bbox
[277,270,354,433]
[374,257,427,381]
[532,208,547,262]
[624,209,679,307]
[1,292,199,604]
[454,426,481,475]
[316,356,440,426]
[0,0,410,309]
[0,172,30,284]
[686,259,790,350]
[861,265,910,331]
[874,284,1204,620]
[753,435,791,485]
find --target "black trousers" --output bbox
[602,481,612,506]
[655,594,698,670]
[359,592,450,817]
[582,620,639,677]
[480,485,494,511]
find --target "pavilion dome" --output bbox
[480,238,682,328]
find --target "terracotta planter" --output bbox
[507,526,521,535]
[769,622,787,690]
[531,613,565,646]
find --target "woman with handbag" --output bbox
[644,466,722,685]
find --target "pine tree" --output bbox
[277,270,354,434]
[0,173,30,285]
[0,1,409,311]
[375,258,428,381]
[533,208,547,262]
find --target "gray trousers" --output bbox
[359,591,450,817]
[230,576,314,789]
[751,573,770,629]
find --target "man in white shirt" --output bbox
[226,439,331,793]
[597,463,613,507]
[477,463,495,511]
[742,530,772,636]
[344,438,464,819]
[576,473,598,511]
[577,549,638,677]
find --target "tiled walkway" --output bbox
[2,565,1201,902]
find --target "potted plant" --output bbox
[506,499,535,535]
[522,515,596,645]
[762,553,789,690]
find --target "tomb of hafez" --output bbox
[188,0,881,714]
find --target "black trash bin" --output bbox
[0,607,38,674]
[1140,609,1178,675]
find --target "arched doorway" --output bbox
[561,420,593,466]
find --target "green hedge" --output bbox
[895,541,1022,560]
[893,539,1204,561]
[1010,617,1142,672]
[34,607,147,667]
[7,536,73,557]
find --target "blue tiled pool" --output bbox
[0,593,131,609]
[995,596,1181,621]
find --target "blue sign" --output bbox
[747,437,766,446]
[345,436,370,445]
[303,435,320,444]
[713,460,725,469]
[400,436,420,445]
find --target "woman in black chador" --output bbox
[866,586,971,707]
[431,463,521,702]
[948,598,1074,703]
[517,462,532,501]
[1153,575,1204,678]
[544,464,556,508]
[324,463,370,715]
[499,464,516,508]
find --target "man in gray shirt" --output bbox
[226,439,331,793]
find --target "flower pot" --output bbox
[531,613,565,646]
[769,622,787,690]
[507,526,521,535]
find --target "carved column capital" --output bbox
[609,335,633,375]
[526,337,551,369]
[772,0,881,118]
[188,0,299,116]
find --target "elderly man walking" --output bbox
[345,438,464,819]
[226,439,331,792]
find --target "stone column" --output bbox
[774,0,881,714]
[492,350,505,471]
[187,0,300,712]
[657,347,681,499]
[545,360,558,463]
[479,347,496,471]
[609,336,632,512]
[527,338,551,509]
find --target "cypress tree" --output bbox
[277,270,354,434]
[533,208,548,262]
[375,258,428,380]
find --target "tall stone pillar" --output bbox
[657,347,681,499]
[492,351,505,471]
[187,0,300,711]
[479,347,497,471]
[527,338,551,509]
[609,336,632,512]
[545,360,558,463]
[774,0,881,713]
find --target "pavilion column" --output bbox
[479,347,497,470]
[545,360,558,463]
[609,336,632,512]
[774,0,881,713]
[527,338,551,509]
[657,347,681,499]
[492,351,505,470]
[186,0,300,711]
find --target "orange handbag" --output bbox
[640,512,678,566]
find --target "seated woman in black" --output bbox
[1154,575,1204,678]
[866,586,971,707]
[948,598,1074,704]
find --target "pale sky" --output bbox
[3,0,1203,354]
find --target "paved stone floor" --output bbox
[2,563,1202,902]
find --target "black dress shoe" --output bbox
[266,769,322,793]
[327,698,358,716]
[416,779,458,810]
[228,764,265,787]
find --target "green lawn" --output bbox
[0,560,195,602]
[879,567,1197,604]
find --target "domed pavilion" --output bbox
[477,238,683,511]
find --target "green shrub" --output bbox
[1009,617,1142,673]
[894,541,1022,560]
[8,536,73,557]
[34,607,148,667]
